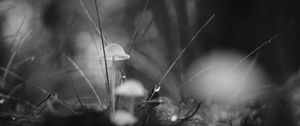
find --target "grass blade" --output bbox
[127,0,150,52]
[2,30,32,88]
[121,0,151,78]
[93,0,110,99]
[63,63,84,109]
[65,56,104,108]
[0,66,76,114]
[79,0,110,94]
[231,34,279,69]
[157,14,215,87]
[188,34,279,81]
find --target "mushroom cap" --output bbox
[111,110,137,126]
[116,79,146,97]
[100,43,130,61]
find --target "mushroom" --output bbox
[100,43,130,61]
[111,110,137,126]
[116,79,146,112]
[116,79,146,97]
[100,43,130,114]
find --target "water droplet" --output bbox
[154,85,160,92]
[170,115,178,122]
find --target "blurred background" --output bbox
[0,0,300,125]
[0,0,300,102]
[186,0,300,85]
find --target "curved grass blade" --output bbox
[188,34,279,82]
[157,14,215,87]
[0,67,76,114]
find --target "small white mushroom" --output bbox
[116,79,146,97]
[99,43,130,115]
[111,110,137,126]
[100,43,130,61]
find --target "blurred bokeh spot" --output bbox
[186,50,268,106]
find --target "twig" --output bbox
[65,56,104,108]
[36,93,52,107]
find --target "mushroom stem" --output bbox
[111,56,116,115]
[129,98,135,113]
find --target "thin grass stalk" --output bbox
[231,34,279,69]
[127,0,150,52]
[11,56,35,69]
[157,14,215,87]
[121,0,150,77]
[78,0,110,100]
[51,95,77,114]
[1,15,26,88]
[63,63,84,108]
[78,0,106,77]
[2,30,31,88]
[8,16,26,51]
[188,34,279,82]
[122,0,174,72]
[0,66,75,114]
[93,0,111,105]
[66,56,103,108]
